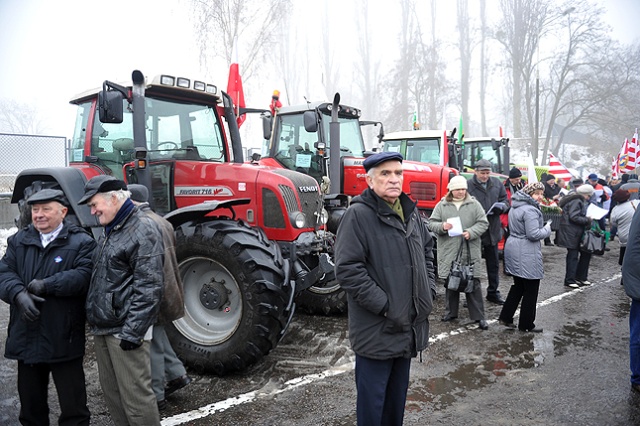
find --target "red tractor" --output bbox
[11,70,337,375]
[257,97,458,223]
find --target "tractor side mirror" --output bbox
[261,113,272,140]
[98,90,123,124]
[303,111,318,133]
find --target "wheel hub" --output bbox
[199,280,229,310]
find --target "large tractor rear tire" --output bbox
[166,219,291,375]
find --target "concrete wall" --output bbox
[0,197,19,229]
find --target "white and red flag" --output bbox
[629,128,639,170]
[548,152,573,181]
[619,138,634,173]
[612,154,621,179]
[226,38,246,128]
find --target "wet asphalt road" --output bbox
[1,237,640,425]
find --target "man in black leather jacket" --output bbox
[79,176,164,425]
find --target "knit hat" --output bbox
[522,182,545,196]
[612,189,631,203]
[508,167,522,178]
[447,176,468,191]
[576,184,595,196]
[546,174,556,181]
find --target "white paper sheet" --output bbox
[447,216,463,237]
[586,203,609,220]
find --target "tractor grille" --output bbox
[262,188,286,228]
[270,169,323,229]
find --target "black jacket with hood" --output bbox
[334,189,436,360]
[555,192,592,249]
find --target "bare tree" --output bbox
[495,0,553,163]
[457,0,471,139]
[0,99,47,134]
[353,0,382,122]
[479,0,488,135]
[189,0,292,84]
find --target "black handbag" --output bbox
[445,238,475,293]
[579,224,606,255]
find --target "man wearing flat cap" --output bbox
[0,188,96,424]
[466,159,509,305]
[335,151,436,425]
[79,176,165,424]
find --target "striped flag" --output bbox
[548,153,573,181]
[612,154,621,179]
[629,128,638,170]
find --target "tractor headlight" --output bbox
[290,212,306,228]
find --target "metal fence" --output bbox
[0,133,68,193]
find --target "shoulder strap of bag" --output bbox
[464,238,472,265]
[455,237,465,262]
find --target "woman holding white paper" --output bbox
[428,176,489,329]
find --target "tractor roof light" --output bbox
[160,75,175,86]
[206,84,217,94]
[194,81,206,91]
[177,77,190,88]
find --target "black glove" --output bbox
[27,279,47,296]
[14,290,44,321]
[120,339,142,351]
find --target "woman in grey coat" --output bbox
[498,182,552,332]
[429,176,489,329]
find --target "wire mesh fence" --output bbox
[0,133,68,193]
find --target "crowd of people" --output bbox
[0,177,192,425]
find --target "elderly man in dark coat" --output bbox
[0,189,96,425]
[466,159,509,304]
[335,151,436,426]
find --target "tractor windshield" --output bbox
[463,141,501,172]
[70,97,227,179]
[383,137,441,165]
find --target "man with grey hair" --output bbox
[335,151,436,425]
[79,175,164,425]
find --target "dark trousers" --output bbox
[564,248,592,284]
[355,354,411,426]
[444,279,485,321]
[17,358,90,426]
[483,244,501,296]
[499,276,540,331]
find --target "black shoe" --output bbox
[441,316,457,322]
[520,327,543,333]
[576,279,592,286]
[157,399,167,411]
[165,375,192,397]
[632,383,640,393]
[486,295,505,305]
[498,319,516,329]
[564,282,580,289]
[477,320,489,330]
[544,241,554,246]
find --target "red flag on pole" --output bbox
[227,38,246,128]
[548,153,573,181]
[629,128,639,170]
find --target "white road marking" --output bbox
[161,273,621,425]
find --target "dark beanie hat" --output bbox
[508,167,522,178]
[612,189,631,203]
